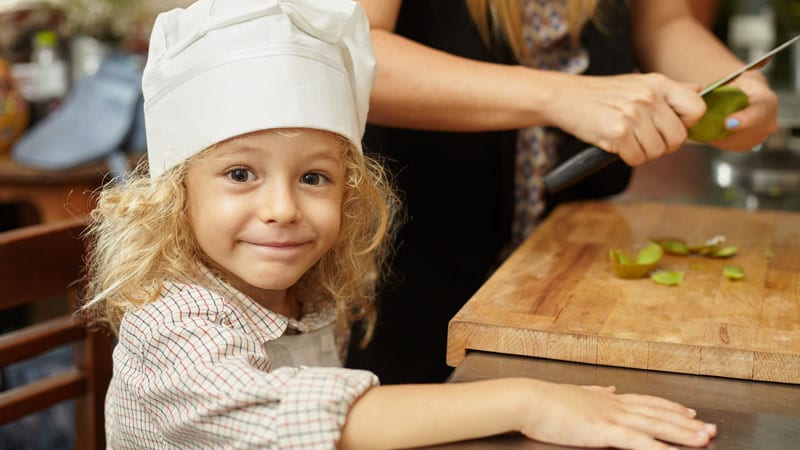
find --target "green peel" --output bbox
[651,271,684,286]
[609,243,664,279]
[723,265,745,281]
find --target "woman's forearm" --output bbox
[631,0,744,85]
[367,29,565,131]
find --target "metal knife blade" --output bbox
[700,34,800,96]
[542,34,800,195]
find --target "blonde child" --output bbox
[81,0,717,448]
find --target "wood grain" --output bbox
[447,201,800,383]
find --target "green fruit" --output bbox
[723,264,745,281]
[651,270,684,286]
[636,242,663,265]
[609,243,663,279]
[653,237,690,255]
[710,245,738,258]
[688,86,750,142]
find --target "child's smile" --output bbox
[238,238,313,260]
[184,129,345,310]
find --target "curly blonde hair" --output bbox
[80,130,399,346]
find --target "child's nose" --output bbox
[258,184,301,224]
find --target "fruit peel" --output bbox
[609,243,663,279]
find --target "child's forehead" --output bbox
[209,130,346,159]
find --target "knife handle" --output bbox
[542,146,619,194]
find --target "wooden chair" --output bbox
[0,216,112,450]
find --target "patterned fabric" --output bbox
[106,264,378,449]
[513,0,589,243]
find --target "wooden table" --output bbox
[0,156,122,224]
[435,200,800,449]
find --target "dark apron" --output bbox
[349,0,636,384]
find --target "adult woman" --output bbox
[347,0,778,384]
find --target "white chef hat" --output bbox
[142,0,375,178]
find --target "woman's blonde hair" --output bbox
[466,0,603,63]
[80,129,399,346]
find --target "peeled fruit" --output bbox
[688,86,749,143]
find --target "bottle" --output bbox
[32,30,69,100]
[14,30,69,124]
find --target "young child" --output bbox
[81,0,717,449]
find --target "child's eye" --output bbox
[226,168,255,182]
[300,172,328,186]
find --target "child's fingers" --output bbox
[620,402,711,434]
[613,410,715,448]
[581,384,616,393]
[602,423,680,450]
[610,393,716,447]
[618,393,696,417]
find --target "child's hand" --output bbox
[519,380,716,450]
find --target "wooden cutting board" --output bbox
[447,201,800,384]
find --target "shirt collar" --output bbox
[191,262,336,339]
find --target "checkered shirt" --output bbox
[105,266,378,449]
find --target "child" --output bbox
[81,0,717,448]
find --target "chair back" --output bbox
[0,216,111,450]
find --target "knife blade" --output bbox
[542,34,800,195]
[700,34,799,96]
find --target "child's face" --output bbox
[184,129,345,302]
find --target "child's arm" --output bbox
[339,377,716,450]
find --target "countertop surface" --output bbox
[612,142,800,212]
[425,351,800,450]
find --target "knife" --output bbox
[542,34,800,195]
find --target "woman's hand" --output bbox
[707,71,779,151]
[546,72,707,167]
[519,380,716,450]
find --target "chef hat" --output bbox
[142,0,375,178]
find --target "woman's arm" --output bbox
[360,0,558,131]
[687,0,720,29]
[359,0,707,166]
[631,0,741,85]
[630,0,778,151]
[339,378,716,450]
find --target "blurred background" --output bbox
[0,0,798,226]
[0,1,797,449]
[677,0,800,213]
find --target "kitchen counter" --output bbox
[613,142,800,212]
[427,351,800,450]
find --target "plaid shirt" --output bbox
[106,266,378,449]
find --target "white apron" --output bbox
[262,323,342,369]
